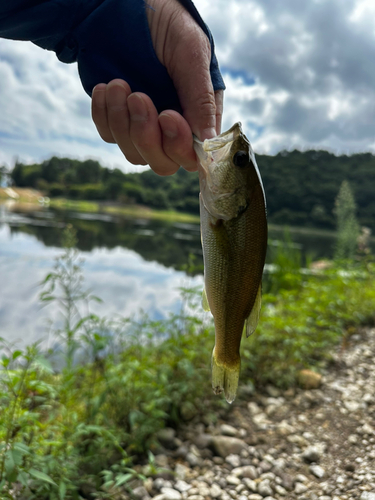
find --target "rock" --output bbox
[226,474,241,486]
[180,401,197,421]
[259,460,272,472]
[297,369,322,389]
[248,402,262,415]
[220,424,238,436]
[274,484,287,496]
[232,465,258,479]
[155,455,169,468]
[174,480,191,493]
[160,487,182,500]
[175,445,188,459]
[243,478,257,492]
[144,478,153,494]
[133,486,150,500]
[294,482,308,494]
[187,496,204,500]
[225,454,241,468]
[157,428,177,449]
[310,464,325,478]
[194,433,213,449]
[210,483,223,498]
[302,445,321,463]
[212,436,247,457]
[258,479,273,497]
[344,399,361,412]
[280,473,294,491]
[186,452,200,467]
[154,478,168,491]
[174,464,188,481]
[360,493,375,500]
[248,496,263,500]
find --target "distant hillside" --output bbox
[9,150,375,231]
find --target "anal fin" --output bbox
[245,284,262,338]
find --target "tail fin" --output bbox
[211,351,240,404]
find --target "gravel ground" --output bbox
[129,327,375,500]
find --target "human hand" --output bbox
[91,0,223,176]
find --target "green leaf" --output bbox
[29,468,57,486]
[17,471,29,487]
[4,450,15,475]
[34,356,54,373]
[59,481,67,500]
[12,350,23,360]
[114,473,133,487]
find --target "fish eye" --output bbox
[233,151,249,168]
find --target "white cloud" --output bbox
[196,0,375,154]
[0,39,138,171]
[0,0,374,169]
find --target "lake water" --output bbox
[0,203,344,348]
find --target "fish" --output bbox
[193,122,267,404]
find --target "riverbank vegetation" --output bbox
[1,218,375,498]
[7,149,375,231]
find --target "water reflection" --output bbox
[1,203,363,348]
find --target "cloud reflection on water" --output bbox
[0,225,203,348]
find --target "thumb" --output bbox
[166,15,217,141]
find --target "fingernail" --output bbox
[128,94,148,122]
[200,127,217,141]
[159,113,178,139]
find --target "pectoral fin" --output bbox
[245,284,262,338]
[202,287,210,312]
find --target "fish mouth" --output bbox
[193,122,245,181]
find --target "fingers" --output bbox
[128,93,180,176]
[91,84,115,143]
[105,80,145,165]
[159,111,197,172]
[92,80,199,175]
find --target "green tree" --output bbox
[334,180,360,261]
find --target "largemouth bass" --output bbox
[194,123,267,404]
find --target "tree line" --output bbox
[9,149,375,230]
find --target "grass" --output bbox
[45,198,200,223]
[1,227,375,498]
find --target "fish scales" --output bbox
[194,123,267,403]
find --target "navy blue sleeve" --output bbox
[0,0,225,114]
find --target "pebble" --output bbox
[212,436,247,457]
[226,454,241,468]
[186,453,200,467]
[295,482,308,494]
[310,464,325,478]
[174,480,191,493]
[209,483,222,498]
[132,328,375,500]
[361,494,375,500]
[133,486,150,500]
[160,487,182,500]
[243,478,257,492]
[258,479,273,497]
[226,475,241,486]
[220,424,238,436]
[302,446,322,463]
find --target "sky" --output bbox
[0,0,374,172]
